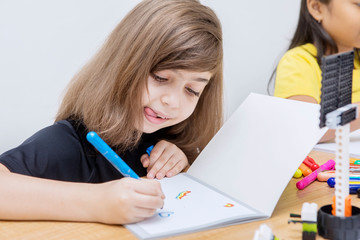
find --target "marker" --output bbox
[349,181,360,185]
[350,185,360,194]
[293,169,302,178]
[303,156,320,171]
[299,163,312,176]
[317,170,335,182]
[350,158,360,164]
[86,131,140,179]
[296,159,335,190]
[146,145,154,156]
[350,163,360,167]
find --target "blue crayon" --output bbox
[86,131,140,179]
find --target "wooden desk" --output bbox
[1,151,359,240]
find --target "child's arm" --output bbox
[288,96,360,142]
[0,163,164,224]
[140,140,189,179]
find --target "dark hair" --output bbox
[289,0,335,63]
[267,0,359,94]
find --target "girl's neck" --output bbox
[324,44,354,55]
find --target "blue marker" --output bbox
[146,145,154,156]
[349,185,360,194]
[86,131,139,179]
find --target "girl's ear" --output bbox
[307,0,325,23]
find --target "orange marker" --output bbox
[299,163,312,176]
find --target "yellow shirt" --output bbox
[274,43,360,103]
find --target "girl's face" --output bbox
[141,69,211,133]
[321,0,360,52]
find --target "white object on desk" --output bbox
[313,129,360,158]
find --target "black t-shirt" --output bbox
[0,120,157,183]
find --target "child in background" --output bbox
[272,0,360,142]
[0,0,223,224]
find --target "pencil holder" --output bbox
[317,204,360,240]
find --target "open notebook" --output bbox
[126,93,327,239]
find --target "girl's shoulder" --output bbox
[283,43,317,59]
[0,120,86,178]
[20,120,86,162]
[279,43,318,67]
[18,120,81,147]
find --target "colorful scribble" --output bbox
[224,203,234,207]
[176,190,191,199]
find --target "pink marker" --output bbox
[296,159,335,190]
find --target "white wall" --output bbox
[0,0,300,153]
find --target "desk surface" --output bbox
[1,150,359,240]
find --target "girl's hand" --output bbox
[96,178,164,224]
[140,140,189,179]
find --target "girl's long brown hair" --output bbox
[56,0,223,163]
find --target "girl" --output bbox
[0,0,223,224]
[272,0,360,142]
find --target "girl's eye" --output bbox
[152,73,167,82]
[186,87,200,97]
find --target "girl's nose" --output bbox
[160,89,180,108]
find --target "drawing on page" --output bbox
[176,190,191,199]
[224,203,234,207]
[158,211,175,218]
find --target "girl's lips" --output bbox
[144,107,169,124]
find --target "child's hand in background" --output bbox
[140,140,189,179]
